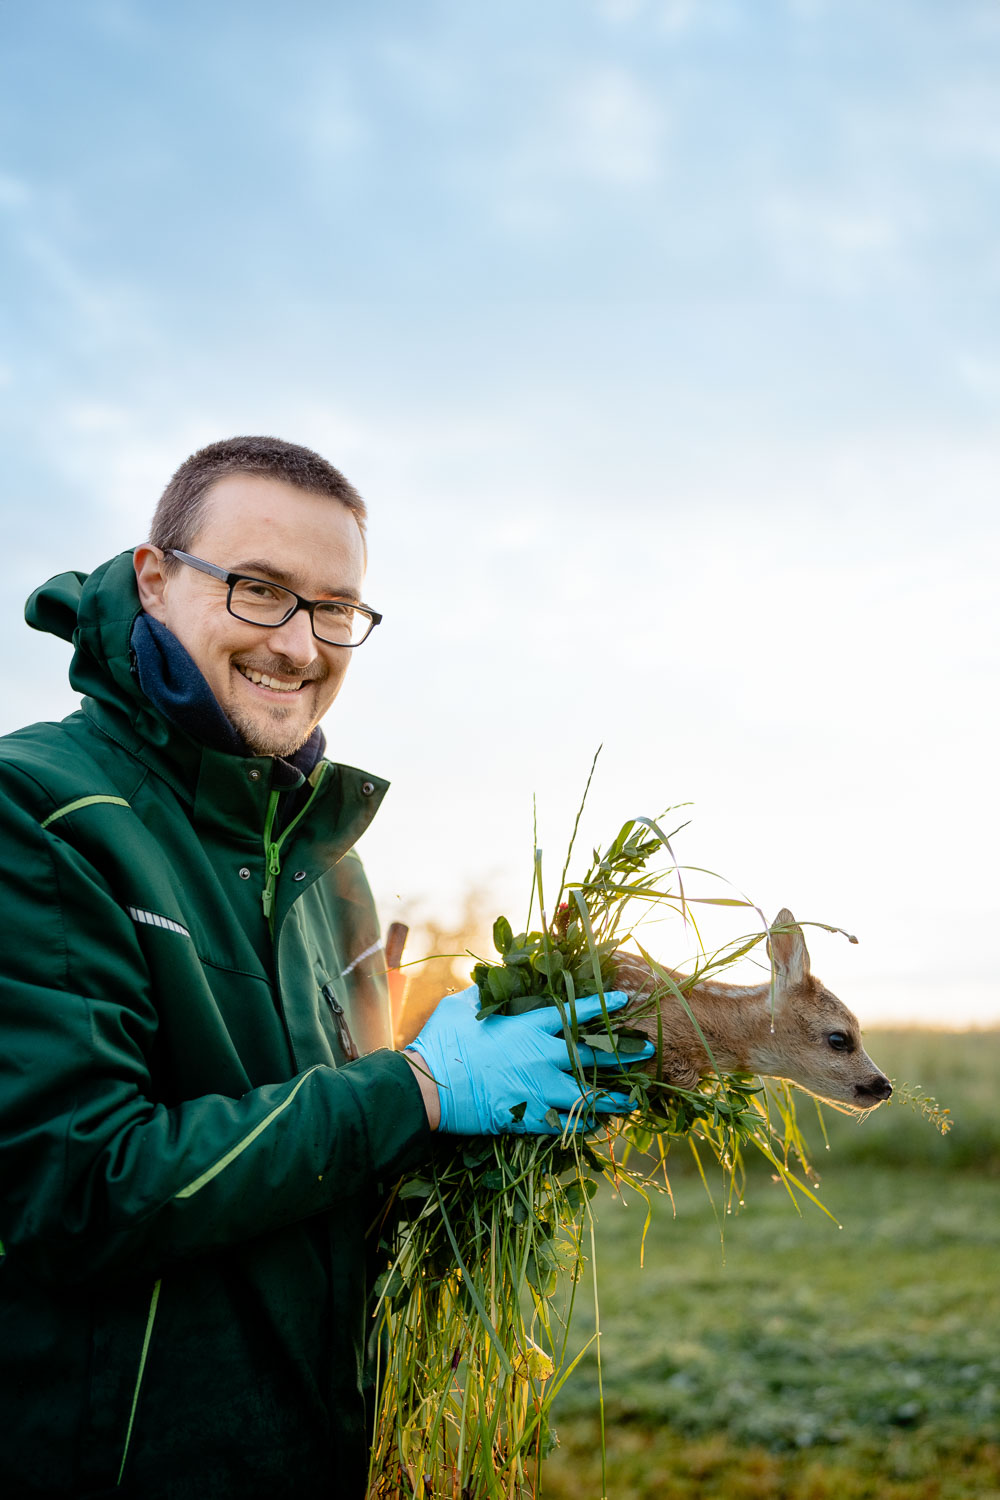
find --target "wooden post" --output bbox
[385,921,409,1047]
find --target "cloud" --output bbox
[62,401,132,434]
[566,66,665,185]
[0,172,30,208]
[758,191,909,297]
[284,86,370,165]
[484,61,666,235]
[593,0,718,35]
[926,80,1000,165]
[594,0,646,21]
[956,353,1000,405]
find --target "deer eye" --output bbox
[827,1031,852,1052]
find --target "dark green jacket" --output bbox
[0,552,430,1498]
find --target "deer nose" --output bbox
[855,1074,893,1102]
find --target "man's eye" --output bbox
[243,582,282,601]
[315,601,353,620]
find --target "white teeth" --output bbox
[238,666,303,693]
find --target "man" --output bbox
[0,436,638,1498]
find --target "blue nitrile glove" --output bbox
[406,987,653,1136]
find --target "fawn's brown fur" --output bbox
[614,909,892,1110]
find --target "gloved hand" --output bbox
[406,986,652,1136]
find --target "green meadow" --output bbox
[541,1030,1000,1499]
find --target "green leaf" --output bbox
[578,1030,618,1053]
[493,915,513,954]
[627,1125,654,1153]
[509,1100,527,1124]
[374,1265,405,1300]
[615,1036,652,1055]
[397,1177,432,1200]
[507,991,552,1016]
[563,1177,598,1212]
[485,964,524,1007]
[544,1106,563,1130]
[537,1413,558,1460]
[503,946,534,968]
[531,948,564,976]
[525,1237,561,1296]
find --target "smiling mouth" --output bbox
[235,663,307,694]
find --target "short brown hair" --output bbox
[149,436,367,560]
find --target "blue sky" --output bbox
[2,1,998,1025]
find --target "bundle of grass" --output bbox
[366,773,894,1500]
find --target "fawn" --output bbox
[613,909,892,1110]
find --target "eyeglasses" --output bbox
[164,550,383,647]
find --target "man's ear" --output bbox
[133,545,170,621]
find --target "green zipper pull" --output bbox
[262,840,281,920]
[261,789,281,926]
[322,983,360,1061]
[260,769,327,940]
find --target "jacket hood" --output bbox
[25,550,145,716]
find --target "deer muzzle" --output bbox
[853,1073,893,1106]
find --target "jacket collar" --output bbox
[130,610,327,788]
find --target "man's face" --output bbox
[135,473,368,757]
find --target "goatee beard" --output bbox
[226,704,316,759]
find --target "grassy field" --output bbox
[540,1030,1000,1499]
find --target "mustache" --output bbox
[234,655,328,683]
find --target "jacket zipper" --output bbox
[321,982,360,1061]
[261,765,328,935]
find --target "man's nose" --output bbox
[263,606,320,667]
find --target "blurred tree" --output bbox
[392,890,492,1046]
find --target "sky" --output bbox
[2,0,998,1028]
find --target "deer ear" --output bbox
[767,908,811,988]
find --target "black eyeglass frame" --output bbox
[164,549,383,647]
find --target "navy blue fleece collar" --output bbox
[130,612,325,784]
